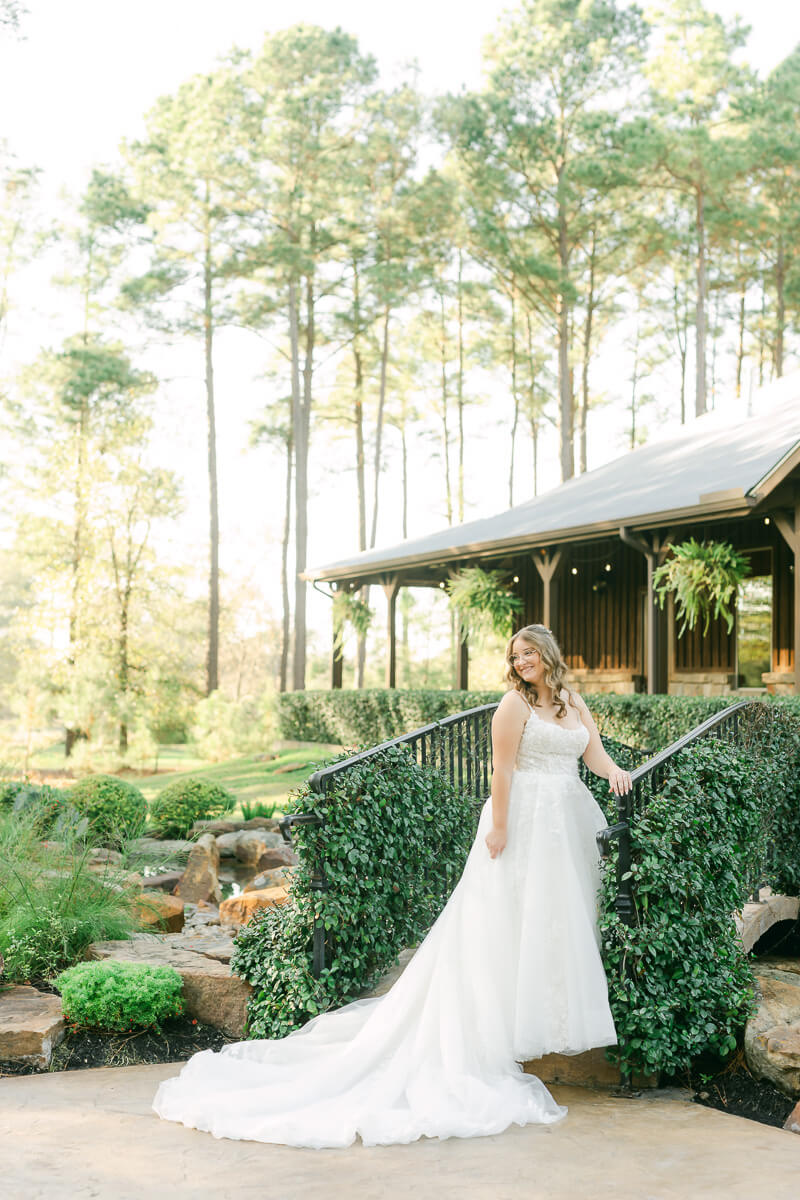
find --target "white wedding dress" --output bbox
[153,707,617,1147]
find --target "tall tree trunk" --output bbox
[118,586,130,753]
[694,185,707,417]
[526,309,539,495]
[630,307,641,450]
[204,212,219,696]
[709,288,720,410]
[456,250,465,522]
[735,276,746,400]
[775,232,785,378]
[557,167,573,480]
[508,282,519,507]
[279,430,292,693]
[289,275,307,691]
[369,305,390,548]
[672,276,688,424]
[439,292,453,524]
[758,272,767,386]
[352,262,367,689]
[580,230,596,474]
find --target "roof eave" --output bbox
[307,495,758,584]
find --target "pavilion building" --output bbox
[308,384,800,696]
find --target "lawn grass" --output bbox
[22,739,342,817]
[134,743,341,815]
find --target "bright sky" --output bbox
[2,0,799,651]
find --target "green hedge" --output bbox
[67,775,147,848]
[231,744,476,1039]
[275,689,502,745]
[601,701,800,1079]
[149,777,235,838]
[55,961,185,1031]
[277,687,800,755]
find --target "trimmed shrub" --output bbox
[55,961,185,1031]
[149,776,235,838]
[231,745,476,1039]
[276,688,503,745]
[0,780,64,834]
[67,775,147,848]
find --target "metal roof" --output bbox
[309,385,800,583]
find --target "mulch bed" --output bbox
[680,1052,795,1130]
[0,1014,236,1077]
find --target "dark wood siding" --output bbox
[558,540,644,672]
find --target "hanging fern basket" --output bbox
[445,567,523,640]
[652,539,750,636]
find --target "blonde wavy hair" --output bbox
[503,624,576,719]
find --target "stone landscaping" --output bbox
[0,815,299,1069]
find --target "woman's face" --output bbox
[509,636,543,686]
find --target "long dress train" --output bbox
[153,709,617,1148]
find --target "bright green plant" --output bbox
[240,799,279,821]
[55,961,185,1031]
[0,780,65,834]
[0,801,141,982]
[231,744,476,1039]
[445,566,523,639]
[149,776,235,838]
[67,775,147,848]
[332,589,373,651]
[653,538,750,635]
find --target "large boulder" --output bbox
[87,933,249,1037]
[219,886,290,931]
[233,829,283,866]
[0,986,66,1068]
[244,865,297,894]
[745,958,800,1097]
[255,844,297,872]
[175,833,221,904]
[135,891,185,933]
[215,831,242,858]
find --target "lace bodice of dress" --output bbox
[515,710,589,777]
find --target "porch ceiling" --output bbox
[308,383,800,586]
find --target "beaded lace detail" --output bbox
[515,710,589,776]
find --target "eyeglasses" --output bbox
[509,649,540,665]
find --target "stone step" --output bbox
[0,985,66,1068]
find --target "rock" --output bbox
[183,901,221,930]
[240,817,281,832]
[244,865,297,893]
[736,893,800,954]
[88,935,250,1037]
[255,845,297,872]
[129,836,194,861]
[219,886,290,931]
[143,870,183,892]
[88,847,123,864]
[135,891,185,933]
[745,959,800,1097]
[784,1100,800,1133]
[0,985,66,1067]
[193,819,239,835]
[234,829,283,866]
[176,833,221,904]
[215,831,242,858]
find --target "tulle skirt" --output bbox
[153,767,616,1148]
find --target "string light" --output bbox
[764,517,770,525]
[571,567,578,576]
[512,575,519,583]
[604,563,612,572]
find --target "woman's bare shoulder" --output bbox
[495,689,530,719]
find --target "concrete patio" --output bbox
[1,1063,798,1199]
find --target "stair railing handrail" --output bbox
[596,698,755,926]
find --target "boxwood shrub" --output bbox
[149,777,235,838]
[55,961,185,1031]
[67,775,147,848]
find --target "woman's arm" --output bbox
[572,692,632,798]
[486,691,528,858]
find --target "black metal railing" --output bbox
[280,703,498,977]
[595,699,755,926]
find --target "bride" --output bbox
[153,623,631,1148]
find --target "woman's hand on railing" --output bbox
[485,826,507,859]
[607,765,633,796]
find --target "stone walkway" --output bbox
[1,1064,798,1200]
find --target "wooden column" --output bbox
[774,500,800,695]
[457,629,469,690]
[330,590,343,689]
[619,527,673,694]
[532,548,562,631]
[382,577,400,689]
